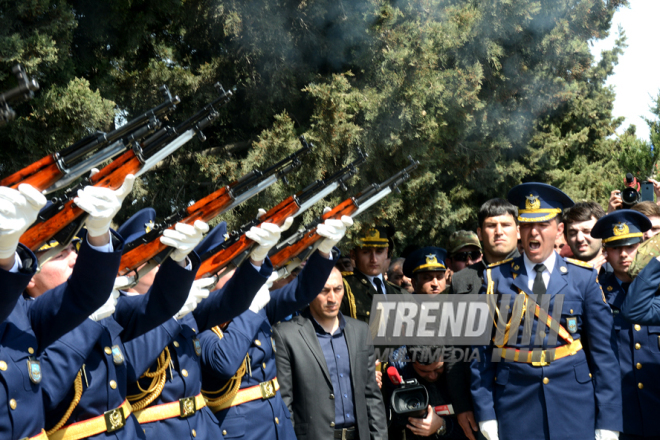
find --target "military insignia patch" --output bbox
[566,317,578,333]
[111,345,124,365]
[613,222,630,236]
[193,338,202,356]
[513,265,520,271]
[607,286,613,292]
[27,358,41,384]
[525,194,541,210]
[271,337,276,353]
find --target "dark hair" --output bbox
[562,202,606,234]
[478,198,518,229]
[406,345,444,365]
[387,258,405,279]
[632,201,660,217]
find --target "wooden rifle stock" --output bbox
[118,185,235,275]
[19,148,144,251]
[269,198,358,269]
[195,195,301,279]
[0,155,62,190]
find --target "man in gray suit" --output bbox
[273,266,387,440]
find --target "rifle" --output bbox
[0,64,39,126]
[20,84,233,263]
[116,136,315,279]
[194,151,368,280]
[1,85,178,194]
[270,156,419,278]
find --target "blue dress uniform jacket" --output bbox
[0,234,124,440]
[470,255,622,440]
[600,271,660,438]
[622,257,660,325]
[39,255,198,439]
[125,259,273,440]
[199,250,337,440]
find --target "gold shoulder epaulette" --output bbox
[488,258,513,268]
[341,271,354,276]
[565,258,594,269]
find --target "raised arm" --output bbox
[622,257,660,324]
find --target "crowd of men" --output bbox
[2,173,660,440]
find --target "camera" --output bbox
[387,366,429,427]
[620,173,654,209]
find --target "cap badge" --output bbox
[365,229,381,240]
[425,254,438,265]
[613,222,630,236]
[144,220,155,233]
[525,194,541,210]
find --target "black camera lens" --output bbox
[621,187,640,209]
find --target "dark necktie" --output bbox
[533,264,547,307]
[621,282,630,293]
[373,277,385,296]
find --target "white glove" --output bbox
[160,220,209,262]
[0,184,47,258]
[74,175,135,237]
[249,283,271,313]
[595,429,619,440]
[316,215,353,254]
[479,420,499,440]
[175,277,214,319]
[246,217,294,262]
[265,271,278,289]
[89,289,120,321]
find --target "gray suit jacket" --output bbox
[273,310,387,440]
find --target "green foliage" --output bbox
[1,0,645,254]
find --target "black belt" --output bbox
[334,427,357,439]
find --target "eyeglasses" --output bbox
[451,251,482,262]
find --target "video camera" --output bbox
[387,366,429,426]
[620,173,654,209]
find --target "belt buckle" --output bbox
[179,396,197,418]
[260,380,276,399]
[531,350,549,367]
[104,406,126,433]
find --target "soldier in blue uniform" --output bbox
[197,216,352,440]
[0,177,134,440]
[124,218,296,440]
[591,210,660,440]
[621,253,660,326]
[470,183,622,440]
[39,208,209,440]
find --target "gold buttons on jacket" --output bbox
[542,377,549,385]
[105,347,112,355]
[173,341,180,348]
[223,430,227,435]
[9,399,16,410]
[637,363,642,370]
[0,361,7,371]
[109,380,117,389]
[28,347,34,354]
[330,422,335,427]
[330,394,335,399]
[262,363,267,369]
[638,383,644,389]
[255,340,261,346]
[192,429,197,437]
[182,369,189,377]
[635,343,641,350]
[634,324,641,331]
[570,309,573,314]
[275,417,279,425]
[589,373,592,378]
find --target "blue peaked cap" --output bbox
[194,221,228,257]
[508,183,574,223]
[403,246,447,278]
[591,209,651,248]
[117,208,156,245]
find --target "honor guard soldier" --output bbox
[0,178,133,440]
[592,210,660,440]
[340,225,402,322]
[124,217,294,440]
[471,183,622,440]
[403,247,449,295]
[621,235,660,325]
[197,217,352,440]
[39,208,208,440]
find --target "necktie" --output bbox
[373,277,385,296]
[621,282,630,293]
[533,264,546,307]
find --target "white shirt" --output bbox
[365,273,387,295]
[522,251,556,292]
